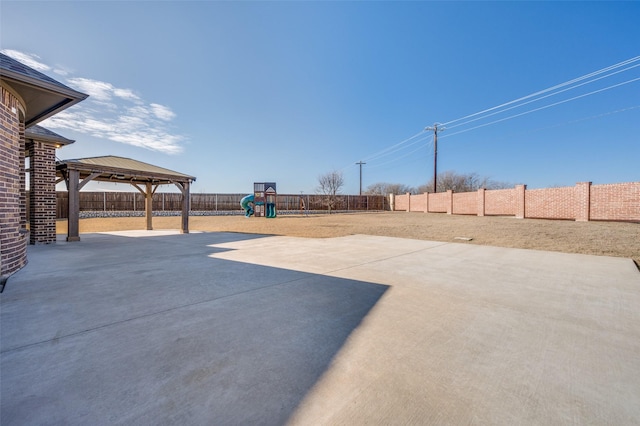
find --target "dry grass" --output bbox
[57,212,640,265]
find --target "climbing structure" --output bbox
[254,182,277,218]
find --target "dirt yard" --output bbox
[56,212,639,266]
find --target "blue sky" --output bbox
[2,1,639,194]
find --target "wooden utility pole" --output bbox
[356,161,366,195]
[425,123,444,192]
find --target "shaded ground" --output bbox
[57,212,639,265]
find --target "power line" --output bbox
[338,131,428,173]
[441,55,640,127]
[351,55,639,186]
[367,140,433,170]
[362,130,426,163]
[441,76,640,139]
[444,62,640,131]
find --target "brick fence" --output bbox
[393,181,640,223]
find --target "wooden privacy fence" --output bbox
[51,192,390,219]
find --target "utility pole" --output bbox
[424,123,444,192]
[356,161,366,195]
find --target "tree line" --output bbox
[315,169,512,212]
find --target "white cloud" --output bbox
[0,50,190,155]
[113,88,140,102]
[1,49,51,71]
[66,77,116,102]
[150,103,176,121]
[53,67,70,76]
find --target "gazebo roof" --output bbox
[0,52,88,127]
[56,155,196,185]
[58,156,195,241]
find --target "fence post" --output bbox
[447,190,453,215]
[133,193,136,211]
[103,192,106,211]
[575,182,591,222]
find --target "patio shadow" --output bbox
[1,232,388,425]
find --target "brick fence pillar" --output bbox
[477,188,486,217]
[575,181,591,222]
[446,190,453,215]
[515,184,527,219]
[406,192,411,212]
[28,140,58,244]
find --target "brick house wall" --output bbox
[1,85,28,277]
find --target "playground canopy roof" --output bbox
[56,155,196,185]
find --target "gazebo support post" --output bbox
[65,170,101,242]
[145,182,153,230]
[66,169,81,242]
[175,181,190,234]
[132,182,159,231]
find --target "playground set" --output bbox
[241,182,277,218]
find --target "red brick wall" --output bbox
[395,193,409,211]
[393,182,638,223]
[525,186,576,219]
[410,193,428,212]
[427,192,449,213]
[452,192,476,215]
[590,182,640,222]
[1,86,28,276]
[485,188,516,216]
[28,140,57,244]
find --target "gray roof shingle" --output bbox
[25,125,75,145]
[0,53,78,93]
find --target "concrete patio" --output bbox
[1,231,639,425]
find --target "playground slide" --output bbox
[266,202,276,218]
[240,194,255,217]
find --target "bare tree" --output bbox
[317,170,345,213]
[365,182,415,195]
[418,171,513,193]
